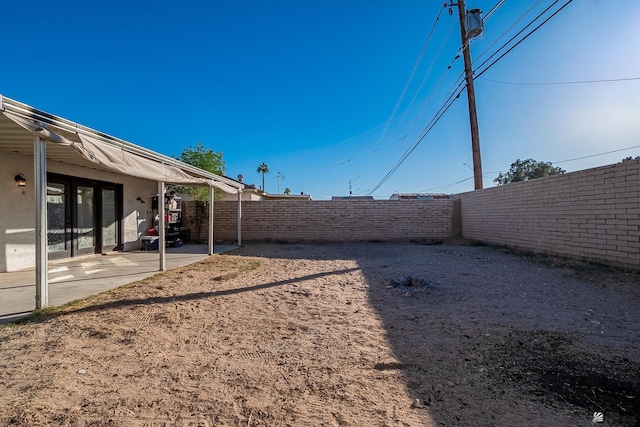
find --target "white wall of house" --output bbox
[1,152,36,272]
[0,151,158,272]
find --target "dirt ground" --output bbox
[0,242,639,427]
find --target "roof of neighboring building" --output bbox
[331,196,374,201]
[389,193,452,200]
[263,193,312,201]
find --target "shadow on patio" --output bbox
[0,244,236,323]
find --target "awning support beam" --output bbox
[208,187,214,255]
[158,181,166,271]
[34,134,48,309]
[237,191,242,246]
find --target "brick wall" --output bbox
[183,200,456,243]
[457,159,640,270]
[182,159,639,270]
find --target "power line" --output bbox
[420,143,640,193]
[473,0,561,75]
[362,21,460,190]
[366,0,576,195]
[479,76,640,86]
[398,3,447,105]
[484,145,640,180]
[483,0,506,23]
[381,4,447,137]
[417,176,473,193]
[286,0,581,196]
[352,4,448,187]
[552,145,640,165]
[474,0,574,80]
[366,81,467,194]
[473,0,543,65]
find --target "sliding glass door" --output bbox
[101,187,120,253]
[47,174,122,260]
[47,182,71,260]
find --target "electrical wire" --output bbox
[362,21,460,190]
[552,145,640,165]
[379,4,447,138]
[473,0,560,75]
[352,4,448,186]
[366,0,576,195]
[479,76,640,86]
[417,176,473,193]
[280,0,580,196]
[483,0,506,23]
[474,0,574,80]
[366,81,467,194]
[484,145,640,183]
[473,0,543,65]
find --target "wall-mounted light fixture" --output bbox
[14,173,26,187]
[136,197,146,204]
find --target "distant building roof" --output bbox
[389,193,452,200]
[331,196,374,201]
[263,193,312,201]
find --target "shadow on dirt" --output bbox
[230,242,640,426]
[492,330,639,425]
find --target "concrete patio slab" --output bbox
[0,244,237,324]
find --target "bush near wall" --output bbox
[182,199,456,243]
[457,159,640,270]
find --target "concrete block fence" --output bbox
[182,159,640,270]
[182,199,456,243]
[457,159,640,270]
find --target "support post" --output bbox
[237,191,242,246]
[158,181,166,271]
[457,0,483,190]
[208,186,214,255]
[34,135,48,309]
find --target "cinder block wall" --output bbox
[182,160,639,270]
[183,200,456,243]
[457,159,640,270]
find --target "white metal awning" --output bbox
[0,94,244,310]
[0,95,243,193]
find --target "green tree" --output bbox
[494,158,565,185]
[257,162,269,191]
[284,188,291,195]
[175,142,226,201]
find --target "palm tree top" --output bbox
[257,162,269,191]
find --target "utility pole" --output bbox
[276,171,285,193]
[453,0,483,190]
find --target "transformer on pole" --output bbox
[449,0,484,190]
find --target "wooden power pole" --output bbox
[455,0,483,190]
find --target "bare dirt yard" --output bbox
[1,242,639,426]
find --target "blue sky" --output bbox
[2,0,639,199]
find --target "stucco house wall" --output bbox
[1,151,158,272]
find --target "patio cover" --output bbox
[1,105,239,194]
[0,94,244,310]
